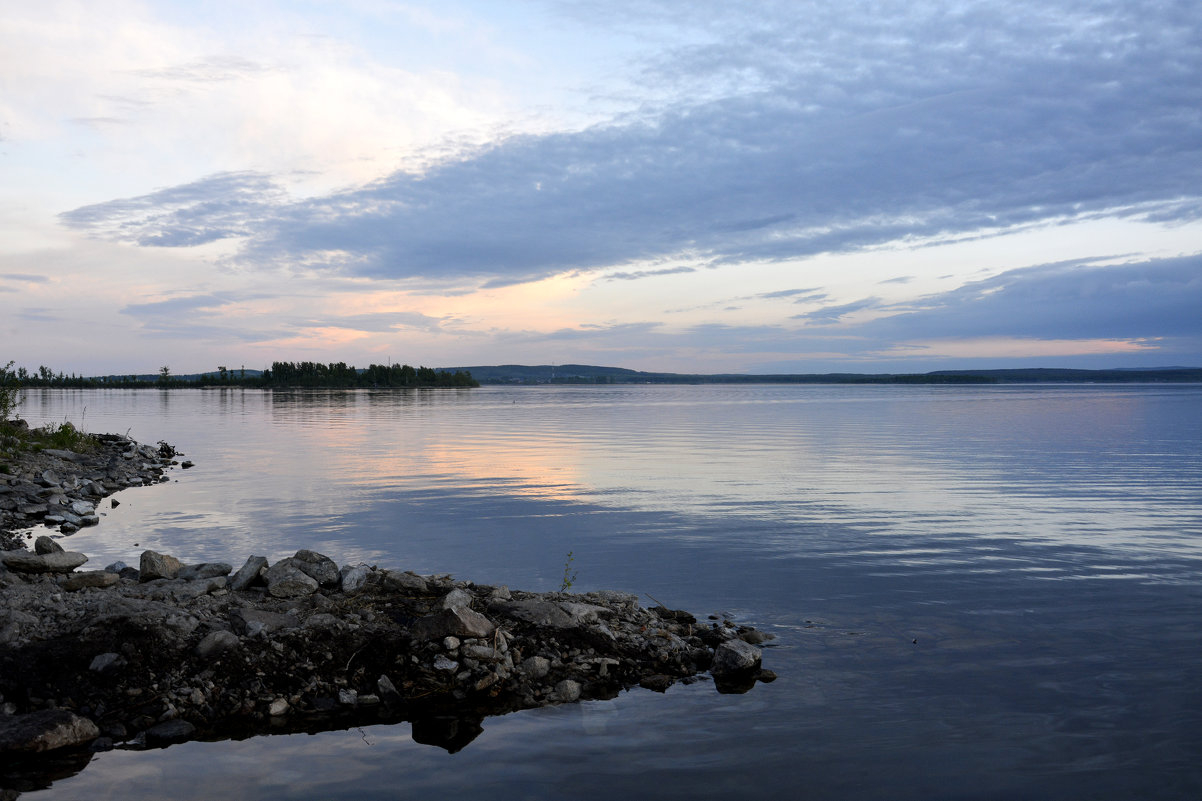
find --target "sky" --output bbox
[2,0,1200,376]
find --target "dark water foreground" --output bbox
[7,384,1202,800]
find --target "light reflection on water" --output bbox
[12,383,1202,800]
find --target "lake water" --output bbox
[11,383,1202,800]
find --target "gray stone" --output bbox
[195,630,240,659]
[339,564,371,595]
[0,710,100,754]
[1,550,88,574]
[34,535,64,555]
[89,652,125,673]
[463,644,503,662]
[69,500,95,516]
[289,550,340,587]
[139,550,182,581]
[441,587,475,610]
[63,570,120,591]
[268,698,290,716]
[338,689,358,706]
[433,655,459,672]
[178,562,233,580]
[144,719,195,747]
[552,679,582,703]
[711,639,762,677]
[559,601,609,626]
[41,449,84,463]
[520,656,551,679]
[498,599,574,629]
[377,674,401,705]
[381,570,428,594]
[229,555,268,590]
[410,606,496,640]
[262,561,319,598]
[230,607,300,637]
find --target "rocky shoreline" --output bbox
[1,422,186,551]
[0,430,774,791]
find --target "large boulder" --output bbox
[229,555,268,590]
[262,561,319,598]
[34,535,64,555]
[139,550,182,581]
[1,550,88,574]
[288,550,340,588]
[711,639,762,677]
[0,710,100,754]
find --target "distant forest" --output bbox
[6,361,1200,391]
[3,361,479,389]
[450,364,1202,385]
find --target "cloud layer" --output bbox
[61,1,1202,291]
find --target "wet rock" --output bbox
[711,639,762,677]
[139,550,181,582]
[0,710,100,754]
[639,674,674,693]
[144,719,196,748]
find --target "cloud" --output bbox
[64,172,288,247]
[862,255,1202,343]
[0,273,50,283]
[58,1,1202,288]
[310,312,447,334]
[795,297,883,324]
[604,266,696,281]
[121,294,233,317]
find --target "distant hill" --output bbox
[446,364,1202,385]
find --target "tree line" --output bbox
[261,361,476,388]
[0,361,477,390]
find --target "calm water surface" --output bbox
[13,384,1202,800]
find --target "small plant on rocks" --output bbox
[560,551,578,592]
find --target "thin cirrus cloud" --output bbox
[59,1,1202,294]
